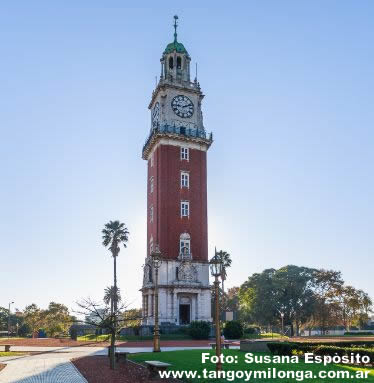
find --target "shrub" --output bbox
[244,326,260,335]
[69,327,78,341]
[314,346,346,357]
[224,321,244,339]
[268,342,374,365]
[188,321,211,340]
[267,342,299,356]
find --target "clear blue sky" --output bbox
[1,1,373,313]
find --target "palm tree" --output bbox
[102,220,129,312]
[216,250,232,293]
[104,286,122,313]
[102,220,129,369]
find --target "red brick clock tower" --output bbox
[141,17,213,326]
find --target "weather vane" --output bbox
[173,15,178,42]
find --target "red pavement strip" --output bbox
[1,336,372,349]
[0,338,212,348]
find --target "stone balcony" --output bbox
[142,123,213,159]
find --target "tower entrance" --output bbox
[179,304,191,325]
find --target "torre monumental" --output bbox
[141,17,213,326]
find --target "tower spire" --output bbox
[173,15,178,42]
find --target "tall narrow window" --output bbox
[150,205,154,223]
[150,153,154,167]
[145,295,149,317]
[181,201,189,217]
[180,233,191,255]
[177,56,182,69]
[181,147,189,160]
[149,236,153,254]
[181,172,189,188]
[169,57,174,69]
[150,176,154,193]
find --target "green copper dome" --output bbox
[163,41,189,55]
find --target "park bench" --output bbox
[3,344,13,352]
[145,361,172,379]
[209,342,231,349]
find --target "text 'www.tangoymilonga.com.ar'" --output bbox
[157,352,371,381]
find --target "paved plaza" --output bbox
[0,345,239,382]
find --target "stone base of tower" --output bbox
[142,287,211,326]
[141,260,212,326]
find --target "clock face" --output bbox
[152,102,160,127]
[171,95,194,118]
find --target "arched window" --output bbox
[169,57,174,69]
[177,56,182,70]
[179,232,190,255]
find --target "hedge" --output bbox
[188,321,211,340]
[267,342,374,366]
[344,332,374,336]
[224,321,244,339]
[267,342,314,356]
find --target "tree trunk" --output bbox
[110,251,118,370]
[109,328,116,370]
[114,256,117,312]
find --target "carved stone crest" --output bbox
[178,261,197,282]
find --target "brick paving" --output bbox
[0,351,88,383]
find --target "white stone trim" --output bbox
[145,137,208,160]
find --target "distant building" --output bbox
[85,309,105,325]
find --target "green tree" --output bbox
[226,287,240,312]
[102,220,129,370]
[239,266,316,336]
[121,308,142,328]
[104,286,121,314]
[0,307,8,331]
[272,265,316,336]
[216,250,232,294]
[239,268,278,328]
[44,302,72,337]
[23,304,45,338]
[312,269,344,334]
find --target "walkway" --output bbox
[0,348,94,383]
[0,345,240,382]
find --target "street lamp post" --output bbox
[8,302,14,338]
[210,250,223,372]
[151,244,162,352]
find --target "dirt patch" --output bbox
[72,355,178,383]
[0,363,6,372]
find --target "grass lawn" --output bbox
[0,352,26,357]
[77,333,192,342]
[129,349,374,383]
[242,332,287,340]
